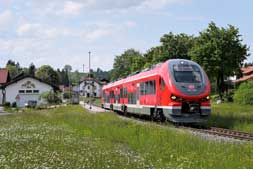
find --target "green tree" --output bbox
[70,70,81,85]
[35,65,60,85]
[5,60,22,79]
[144,32,194,67]
[111,49,144,80]
[28,63,36,76]
[190,22,249,98]
[63,65,72,73]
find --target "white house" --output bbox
[3,75,56,107]
[0,88,3,105]
[79,77,105,97]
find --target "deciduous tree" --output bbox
[35,65,60,85]
[111,49,144,80]
[190,22,249,98]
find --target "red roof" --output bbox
[234,74,253,83]
[242,66,253,74]
[0,69,9,85]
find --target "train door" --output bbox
[136,83,140,105]
[116,87,118,104]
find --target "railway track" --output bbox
[86,104,253,142]
[192,127,253,141]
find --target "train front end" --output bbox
[165,59,211,123]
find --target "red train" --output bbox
[101,59,211,123]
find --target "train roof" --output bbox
[102,61,167,90]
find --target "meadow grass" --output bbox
[208,102,253,132]
[80,97,101,107]
[0,105,252,169]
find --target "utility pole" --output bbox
[88,51,92,109]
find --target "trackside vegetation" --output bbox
[208,102,253,132]
[0,105,252,169]
[233,82,253,105]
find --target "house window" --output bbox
[19,90,25,93]
[33,90,39,93]
[26,90,32,93]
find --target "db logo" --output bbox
[188,84,195,89]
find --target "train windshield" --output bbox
[173,64,202,83]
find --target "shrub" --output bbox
[63,91,71,99]
[233,82,253,105]
[12,102,17,108]
[224,90,234,102]
[4,102,11,107]
[40,91,62,104]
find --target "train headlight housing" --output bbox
[171,95,177,100]
[170,94,183,102]
[201,96,210,102]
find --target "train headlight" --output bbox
[201,96,210,102]
[171,95,177,100]
[170,94,183,101]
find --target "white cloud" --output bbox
[15,19,135,43]
[16,23,36,35]
[124,21,137,28]
[83,29,112,41]
[61,1,84,15]
[16,22,72,40]
[175,15,205,22]
[139,0,191,10]
[30,0,192,16]
[0,10,13,30]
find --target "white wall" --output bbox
[5,77,53,107]
[79,80,102,97]
[0,89,3,105]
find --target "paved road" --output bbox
[80,101,109,113]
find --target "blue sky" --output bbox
[0,0,252,71]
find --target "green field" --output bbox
[208,103,253,132]
[0,105,252,169]
[80,97,101,107]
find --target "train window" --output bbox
[110,91,114,98]
[173,65,202,83]
[120,88,123,98]
[115,93,120,103]
[140,83,145,95]
[123,88,128,98]
[128,92,136,104]
[160,78,165,91]
[120,88,128,98]
[146,80,156,94]
[140,80,156,95]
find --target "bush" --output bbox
[233,82,253,105]
[63,91,71,99]
[224,90,234,102]
[40,91,62,104]
[12,102,17,108]
[4,102,11,107]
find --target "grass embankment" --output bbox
[208,103,253,132]
[0,105,252,169]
